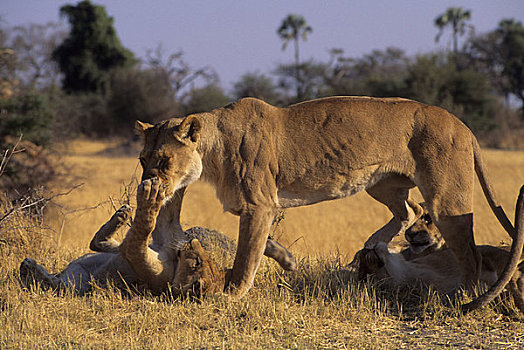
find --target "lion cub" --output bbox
[356,208,524,312]
[20,204,224,296]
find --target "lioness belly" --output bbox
[277,168,386,208]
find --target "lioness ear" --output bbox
[175,116,201,145]
[135,120,153,136]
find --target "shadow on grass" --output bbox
[272,255,524,321]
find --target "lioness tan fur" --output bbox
[135,96,520,310]
[357,188,524,312]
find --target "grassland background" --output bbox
[2,139,524,349]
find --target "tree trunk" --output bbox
[294,38,301,100]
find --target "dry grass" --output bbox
[1,139,524,349]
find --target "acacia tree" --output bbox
[143,44,217,99]
[274,60,328,103]
[277,14,312,100]
[182,84,230,115]
[326,47,409,97]
[434,7,472,55]
[10,22,66,91]
[52,0,134,93]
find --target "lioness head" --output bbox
[135,116,203,202]
[173,239,225,297]
[405,212,445,254]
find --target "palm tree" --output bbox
[434,7,472,55]
[277,14,312,100]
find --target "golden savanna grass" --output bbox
[1,139,524,349]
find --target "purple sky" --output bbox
[2,1,523,90]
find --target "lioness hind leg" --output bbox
[416,154,481,289]
[421,207,480,291]
[90,204,132,253]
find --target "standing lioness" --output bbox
[135,96,520,311]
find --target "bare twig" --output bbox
[54,200,106,246]
[0,183,84,225]
[287,235,305,250]
[108,195,117,213]
[0,134,23,178]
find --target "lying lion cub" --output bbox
[20,202,224,296]
[20,179,296,296]
[356,201,524,312]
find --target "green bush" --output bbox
[0,93,54,147]
[0,93,61,199]
[405,53,498,134]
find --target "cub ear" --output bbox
[175,116,201,145]
[189,238,205,254]
[135,120,153,136]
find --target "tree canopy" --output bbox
[52,0,134,93]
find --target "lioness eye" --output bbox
[423,214,432,224]
[158,157,169,171]
[152,157,169,172]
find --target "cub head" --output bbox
[173,239,225,297]
[135,115,203,202]
[405,212,445,254]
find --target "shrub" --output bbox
[0,93,54,147]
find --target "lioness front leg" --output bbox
[227,206,275,297]
[120,178,173,293]
[90,204,132,253]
